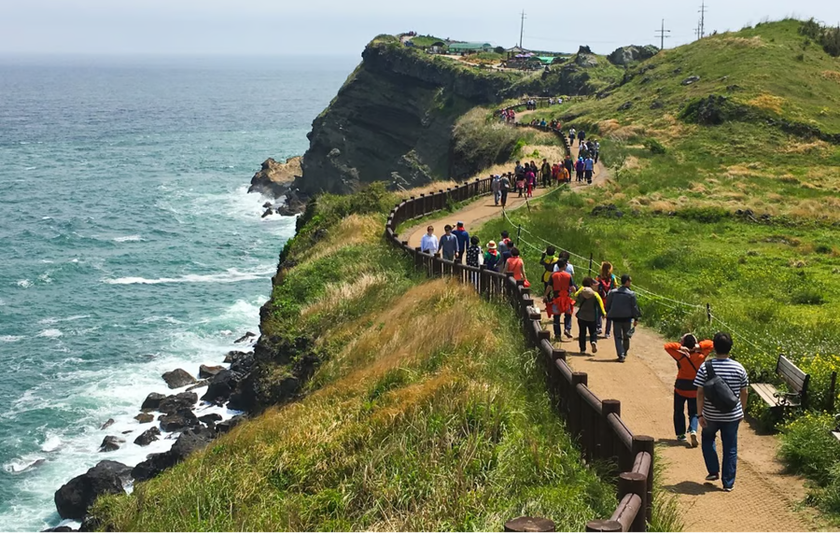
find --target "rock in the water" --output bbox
[201,369,235,405]
[54,461,130,520]
[134,413,154,423]
[157,392,198,415]
[198,364,225,379]
[261,207,274,218]
[98,436,124,453]
[134,427,161,447]
[681,75,700,86]
[131,426,215,482]
[186,379,209,392]
[262,201,272,208]
[198,413,223,424]
[100,418,115,430]
[247,157,301,199]
[159,408,199,432]
[161,368,196,389]
[224,350,250,364]
[42,527,74,532]
[216,415,245,435]
[140,392,166,410]
[234,332,256,344]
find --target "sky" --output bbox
[1,0,839,57]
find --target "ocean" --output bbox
[0,54,357,531]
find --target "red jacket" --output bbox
[664,340,714,398]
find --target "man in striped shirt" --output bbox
[693,332,749,492]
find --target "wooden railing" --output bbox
[384,174,655,532]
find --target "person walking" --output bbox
[574,277,606,354]
[420,226,438,254]
[504,246,527,282]
[466,236,483,267]
[491,174,501,206]
[438,225,459,262]
[563,155,574,182]
[452,222,470,264]
[575,157,585,182]
[605,274,641,362]
[596,262,617,338]
[578,129,586,146]
[594,140,601,164]
[499,174,511,207]
[484,241,500,272]
[541,159,552,188]
[545,258,576,340]
[665,334,714,446]
[693,332,749,491]
[569,128,576,147]
[540,246,559,289]
[584,154,595,184]
[524,166,536,198]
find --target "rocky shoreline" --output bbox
[248,156,308,217]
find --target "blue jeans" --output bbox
[673,393,698,436]
[702,419,741,489]
[553,313,572,337]
[612,320,632,358]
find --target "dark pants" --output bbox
[702,419,741,489]
[612,320,632,359]
[553,313,572,337]
[585,170,593,183]
[673,393,698,436]
[456,250,464,264]
[501,189,508,206]
[578,319,597,352]
[594,152,600,164]
[576,170,583,181]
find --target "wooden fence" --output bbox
[384,172,656,532]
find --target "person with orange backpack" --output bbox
[544,257,577,340]
[665,333,714,446]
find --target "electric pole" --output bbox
[655,19,671,50]
[699,0,708,38]
[519,10,526,49]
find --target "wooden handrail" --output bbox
[383,146,652,531]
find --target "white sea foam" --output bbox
[113,235,143,243]
[16,279,32,288]
[3,455,46,474]
[102,267,274,285]
[37,329,62,338]
[1,335,24,343]
[39,315,90,325]
[37,273,53,284]
[41,434,62,453]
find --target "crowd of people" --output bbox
[420,224,749,493]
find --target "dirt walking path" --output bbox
[399,140,818,531]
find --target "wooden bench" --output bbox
[751,355,810,412]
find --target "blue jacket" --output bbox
[452,229,470,251]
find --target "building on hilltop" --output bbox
[448,42,494,55]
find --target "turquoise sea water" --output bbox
[0,55,356,531]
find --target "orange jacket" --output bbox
[665,340,714,398]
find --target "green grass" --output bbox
[408,35,446,49]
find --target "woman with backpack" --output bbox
[573,277,607,354]
[504,247,527,283]
[596,262,617,338]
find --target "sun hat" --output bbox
[487,241,497,250]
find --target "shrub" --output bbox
[643,138,667,154]
[675,206,729,223]
[780,413,840,486]
[790,288,826,305]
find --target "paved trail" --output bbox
[400,137,818,532]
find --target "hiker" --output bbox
[665,333,715,446]
[524,166,536,198]
[540,246,559,289]
[605,274,641,362]
[484,241,500,271]
[584,154,595,184]
[551,162,561,185]
[693,332,749,492]
[594,140,601,164]
[491,174,501,206]
[578,129,586,146]
[563,155,574,182]
[574,277,606,354]
[559,164,570,184]
[516,172,526,197]
[466,235,483,267]
[541,159,552,188]
[596,262,617,338]
[500,239,515,270]
[545,258,576,340]
[498,231,511,254]
[569,127,576,146]
[553,250,575,280]
[504,246,527,282]
[514,160,525,182]
[437,224,459,262]
[575,157,585,182]
[452,222,470,263]
[420,226,438,254]
[500,174,511,207]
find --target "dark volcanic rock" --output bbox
[261,207,274,218]
[134,427,161,447]
[161,368,197,389]
[159,408,199,432]
[201,370,235,405]
[134,413,154,423]
[234,332,256,344]
[198,413,222,424]
[100,418,115,430]
[98,436,124,452]
[681,75,700,86]
[158,392,198,415]
[224,350,250,364]
[131,452,175,482]
[131,426,215,482]
[54,461,130,520]
[198,364,225,379]
[140,392,166,410]
[606,44,659,66]
[42,527,74,532]
[618,101,633,111]
[186,379,209,392]
[248,157,300,199]
[216,415,245,435]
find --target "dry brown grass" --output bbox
[780,140,830,155]
[647,114,695,141]
[306,214,382,263]
[403,180,460,198]
[609,125,645,141]
[715,36,766,48]
[520,144,566,163]
[620,155,646,171]
[746,94,785,115]
[597,119,621,135]
[821,70,840,83]
[301,273,389,317]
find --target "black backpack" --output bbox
[703,360,739,412]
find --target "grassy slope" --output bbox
[90,186,616,531]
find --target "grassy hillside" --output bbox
[88,185,616,531]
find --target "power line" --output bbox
[699,0,708,38]
[655,18,671,50]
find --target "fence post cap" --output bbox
[585,519,622,532]
[504,516,556,532]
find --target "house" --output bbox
[447,42,494,55]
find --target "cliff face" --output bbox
[296,40,517,196]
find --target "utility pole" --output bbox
[519,10,526,49]
[655,19,671,50]
[699,0,708,38]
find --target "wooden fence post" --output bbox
[632,435,655,525]
[619,472,647,532]
[570,372,587,437]
[504,517,555,532]
[601,399,621,471]
[585,520,622,532]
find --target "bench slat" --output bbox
[751,383,779,406]
[777,355,808,392]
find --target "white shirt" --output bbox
[420,234,438,253]
[553,263,575,278]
